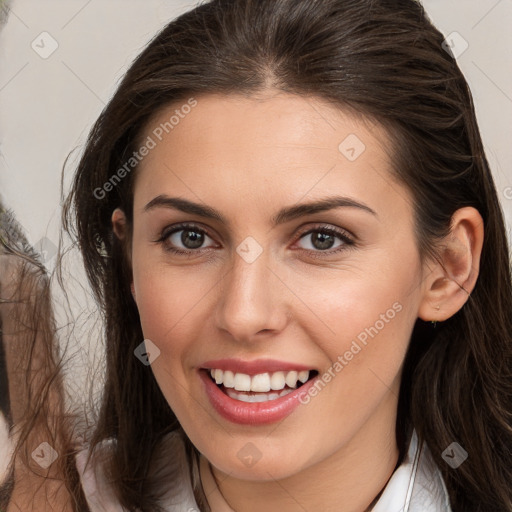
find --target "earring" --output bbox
[431,305,440,327]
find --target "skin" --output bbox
[113,90,483,512]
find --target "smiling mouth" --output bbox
[203,368,319,403]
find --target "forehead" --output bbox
[132,92,409,223]
[139,91,389,156]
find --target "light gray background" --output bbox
[1,0,511,249]
[0,0,511,418]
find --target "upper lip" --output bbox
[200,358,315,376]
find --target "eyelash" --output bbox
[155,222,356,258]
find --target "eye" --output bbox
[155,222,356,258]
[156,223,216,255]
[295,224,355,257]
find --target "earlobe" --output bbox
[418,207,484,322]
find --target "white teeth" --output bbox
[225,387,294,402]
[298,370,309,383]
[208,369,311,392]
[223,370,235,388]
[234,373,251,392]
[251,373,271,392]
[213,369,223,384]
[270,371,286,390]
[285,371,298,388]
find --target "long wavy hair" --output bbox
[27,0,512,510]
[0,203,88,511]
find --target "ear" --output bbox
[418,207,484,322]
[112,208,127,240]
[111,208,136,301]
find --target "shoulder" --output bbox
[75,431,200,512]
[75,438,126,512]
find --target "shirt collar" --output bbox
[372,430,452,512]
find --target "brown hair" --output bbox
[0,205,88,510]
[9,0,512,510]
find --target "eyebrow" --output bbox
[143,194,377,226]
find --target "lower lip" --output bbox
[199,369,319,425]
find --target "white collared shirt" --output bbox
[76,429,452,511]
[372,430,452,512]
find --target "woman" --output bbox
[0,203,87,511]
[8,0,512,510]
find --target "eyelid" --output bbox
[158,222,211,239]
[294,223,355,243]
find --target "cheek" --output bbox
[131,263,205,412]
[132,256,215,349]
[295,278,416,447]
[290,255,420,407]
[293,256,418,349]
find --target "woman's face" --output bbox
[127,91,431,480]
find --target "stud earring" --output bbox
[431,305,440,327]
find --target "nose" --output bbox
[214,245,289,344]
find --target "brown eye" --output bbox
[157,223,216,255]
[300,231,339,251]
[173,228,206,249]
[295,225,355,257]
